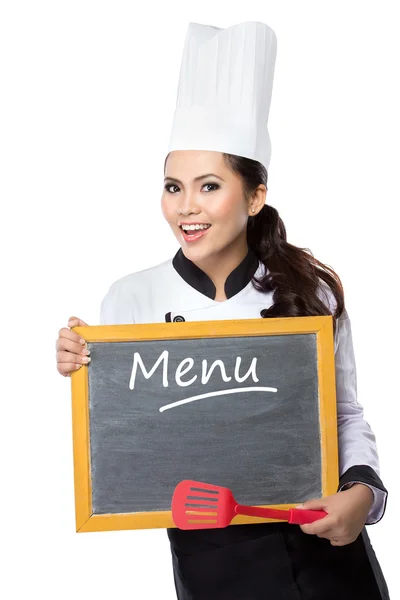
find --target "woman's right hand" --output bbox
[56,316,91,377]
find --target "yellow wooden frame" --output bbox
[71,315,338,533]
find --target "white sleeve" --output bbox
[334,308,388,524]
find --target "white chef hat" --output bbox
[167,21,277,172]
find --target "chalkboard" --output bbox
[70,317,338,533]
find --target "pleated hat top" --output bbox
[167,21,278,171]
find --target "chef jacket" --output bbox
[99,246,388,523]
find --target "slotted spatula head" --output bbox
[172,480,237,529]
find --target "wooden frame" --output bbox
[71,315,338,533]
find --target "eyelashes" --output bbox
[163,183,179,193]
[164,183,220,194]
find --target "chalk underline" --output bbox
[159,387,278,412]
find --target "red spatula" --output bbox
[172,480,327,530]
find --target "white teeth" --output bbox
[181,224,211,231]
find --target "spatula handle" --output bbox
[288,508,327,524]
[235,505,287,520]
[234,504,327,524]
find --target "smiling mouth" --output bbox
[180,225,212,236]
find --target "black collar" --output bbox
[172,247,260,300]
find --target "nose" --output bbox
[177,190,200,216]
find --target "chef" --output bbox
[61,20,390,600]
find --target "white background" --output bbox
[1,0,398,598]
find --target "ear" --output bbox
[248,184,267,216]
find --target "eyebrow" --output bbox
[164,173,225,184]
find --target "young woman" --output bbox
[55,20,390,600]
[56,148,389,599]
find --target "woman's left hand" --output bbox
[298,484,374,546]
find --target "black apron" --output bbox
[167,521,389,600]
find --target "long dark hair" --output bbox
[223,153,345,325]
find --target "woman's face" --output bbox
[161,150,252,264]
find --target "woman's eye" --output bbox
[165,184,180,193]
[203,183,219,192]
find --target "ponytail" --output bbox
[224,154,345,326]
